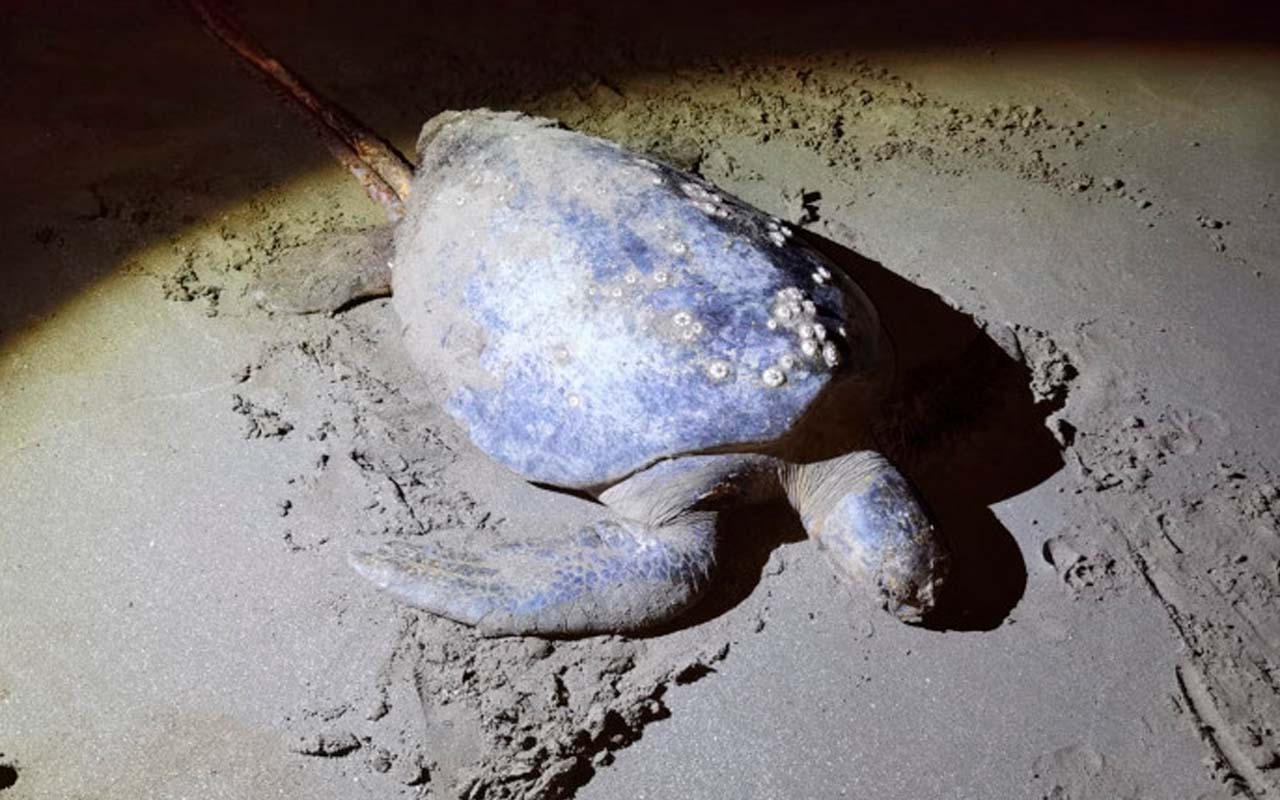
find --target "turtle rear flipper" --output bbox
[349,514,717,637]
[251,226,394,314]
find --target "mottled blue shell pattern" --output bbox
[392,111,880,489]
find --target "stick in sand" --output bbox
[186,0,415,220]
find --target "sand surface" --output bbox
[2,3,1279,799]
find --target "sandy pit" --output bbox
[2,3,1279,799]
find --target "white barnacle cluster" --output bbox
[648,306,709,349]
[671,309,705,342]
[705,359,732,382]
[650,220,691,259]
[764,216,793,248]
[587,261,680,305]
[586,282,626,300]
[759,285,844,387]
[681,181,731,220]
[770,286,816,326]
[588,263,659,301]
[633,156,665,186]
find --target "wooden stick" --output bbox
[186,0,416,220]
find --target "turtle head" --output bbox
[785,452,949,624]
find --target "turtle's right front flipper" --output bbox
[251,226,394,314]
[348,514,718,637]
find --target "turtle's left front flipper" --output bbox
[348,513,718,637]
[347,454,782,637]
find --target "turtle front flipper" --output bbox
[250,226,394,314]
[347,454,784,637]
[785,452,949,624]
[348,513,718,637]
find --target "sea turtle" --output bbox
[274,109,950,636]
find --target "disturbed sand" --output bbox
[2,3,1279,799]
